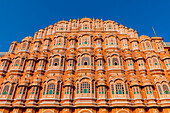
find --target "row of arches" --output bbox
[9,35,164,54]
[2,53,170,73]
[0,78,169,101]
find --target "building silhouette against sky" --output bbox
[0,17,170,113]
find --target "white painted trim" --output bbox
[78,109,93,113]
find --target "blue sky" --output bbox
[0,0,170,52]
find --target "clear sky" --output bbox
[0,0,170,52]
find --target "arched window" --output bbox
[43,84,46,95]
[3,85,9,95]
[56,84,60,95]
[148,59,152,67]
[15,59,20,66]
[112,58,119,65]
[18,87,23,95]
[30,87,36,95]
[49,59,52,66]
[153,58,158,66]
[22,43,27,49]
[110,38,114,45]
[47,84,55,94]
[84,37,89,44]
[53,58,59,66]
[142,42,145,50]
[58,38,62,45]
[105,38,108,46]
[77,83,79,94]
[133,87,136,94]
[80,82,90,93]
[146,41,151,49]
[78,58,80,66]
[116,83,124,94]
[157,85,162,95]
[136,87,139,94]
[61,58,63,66]
[91,57,94,66]
[81,57,90,65]
[163,84,169,94]
[133,87,139,94]
[108,58,111,66]
[108,24,112,30]
[111,84,114,94]
[146,86,152,94]
[9,85,14,95]
[79,38,81,45]
[92,81,94,94]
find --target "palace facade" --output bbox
[0,17,169,113]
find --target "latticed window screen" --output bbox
[58,38,62,45]
[111,84,114,94]
[47,84,55,94]
[99,87,101,94]
[22,43,27,49]
[112,58,119,65]
[108,58,111,66]
[125,84,129,94]
[31,87,35,94]
[19,87,23,94]
[149,86,152,94]
[153,58,158,66]
[80,82,90,93]
[136,87,139,94]
[43,85,46,95]
[163,84,169,94]
[78,58,80,66]
[81,57,90,65]
[157,85,162,95]
[106,38,108,45]
[61,58,63,66]
[67,87,69,94]
[77,83,79,94]
[102,86,105,94]
[15,59,20,66]
[56,84,60,95]
[146,41,151,49]
[146,86,152,94]
[110,38,114,45]
[91,57,94,66]
[49,59,52,66]
[116,83,124,94]
[64,87,69,94]
[3,85,9,95]
[92,81,94,94]
[79,38,81,45]
[142,42,145,50]
[53,58,59,66]
[23,87,26,95]
[133,87,136,94]
[148,59,152,67]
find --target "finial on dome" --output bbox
[85,16,87,18]
[63,18,65,21]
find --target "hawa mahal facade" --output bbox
[0,17,169,113]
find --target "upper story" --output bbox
[1,17,170,76]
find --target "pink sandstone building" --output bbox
[0,17,169,113]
